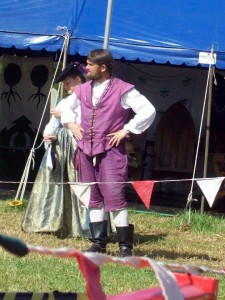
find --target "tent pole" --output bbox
[62,43,68,69]
[200,65,214,213]
[103,0,114,49]
[60,34,70,99]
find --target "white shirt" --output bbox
[61,79,156,134]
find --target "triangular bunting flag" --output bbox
[70,183,91,207]
[131,181,155,209]
[196,177,225,207]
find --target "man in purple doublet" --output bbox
[61,49,156,257]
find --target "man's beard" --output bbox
[87,72,102,81]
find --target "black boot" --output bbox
[85,221,108,254]
[116,224,134,257]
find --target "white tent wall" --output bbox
[115,62,208,139]
[114,61,225,183]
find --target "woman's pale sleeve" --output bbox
[60,93,80,124]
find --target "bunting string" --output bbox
[0,176,224,185]
[1,176,224,211]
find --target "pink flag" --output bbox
[131,181,155,209]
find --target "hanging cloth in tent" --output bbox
[0,55,52,134]
[21,127,91,239]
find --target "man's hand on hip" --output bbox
[107,129,129,146]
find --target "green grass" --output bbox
[1,199,225,298]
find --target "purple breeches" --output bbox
[77,146,128,212]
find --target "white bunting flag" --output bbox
[70,183,91,207]
[196,177,225,207]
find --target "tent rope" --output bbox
[11,29,70,204]
[186,66,211,209]
[186,57,217,222]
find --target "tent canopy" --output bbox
[0,0,225,68]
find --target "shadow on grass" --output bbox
[135,233,167,244]
[108,232,167,245]
[135,249,220,262]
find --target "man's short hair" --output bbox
[87,49,114,74]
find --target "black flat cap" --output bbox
[55,62,86,83]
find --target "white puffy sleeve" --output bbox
[122,88,156,134]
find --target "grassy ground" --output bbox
[1,194,225,298]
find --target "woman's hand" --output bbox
[51,109,61,118]
[43,134,57,144]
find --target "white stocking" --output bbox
[89,206,106,222]
[112,208,129,227]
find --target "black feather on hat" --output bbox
[55,62,86,83]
